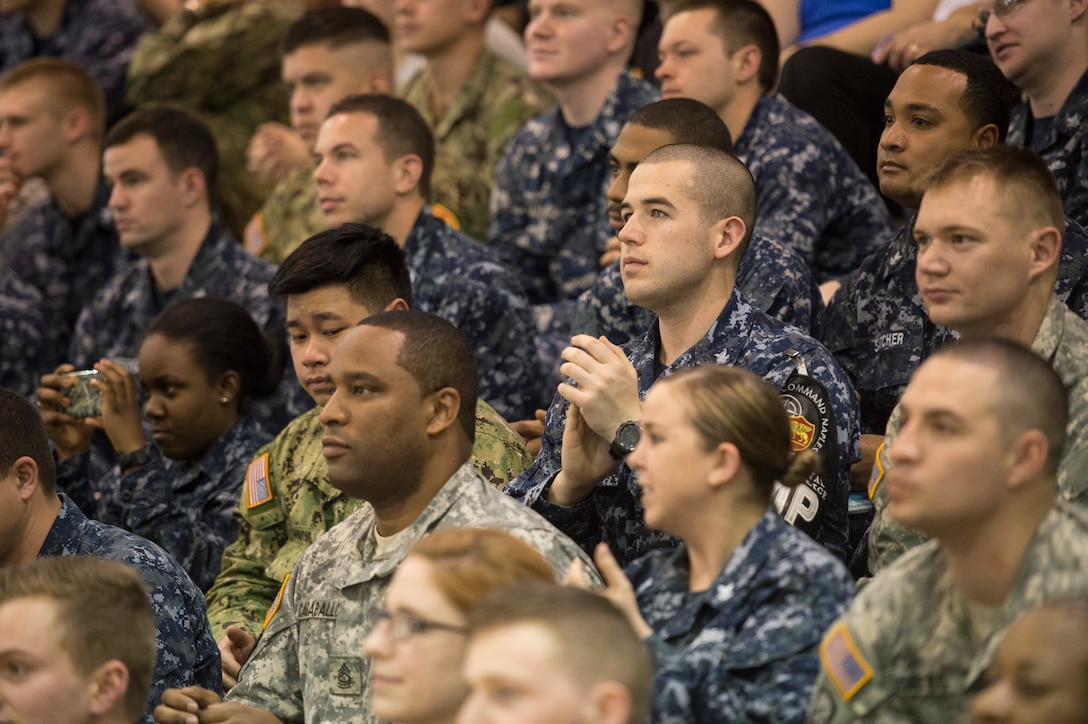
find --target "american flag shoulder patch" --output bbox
[245,453,273,509]
[264,573,290,630]
[820,622,873,701]
[868,441,886,499]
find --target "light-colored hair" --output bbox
[408,528,555,613]
[0,58,106,142]
[658,365,820,503]
[468,581,653,724]
[922,145,1066,238]
[0,556,156,722]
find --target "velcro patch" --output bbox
[329,656,364,695]
[263,573,290,630]
[430,203,460,230]
[820,623,873,701]
[246,453,273,509]
[868,441,886,500]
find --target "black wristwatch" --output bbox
[118,442,154,471]
[609,420,642,460]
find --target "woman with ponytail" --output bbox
[571,364,856,723]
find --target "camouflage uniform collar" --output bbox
[1028,295,1067,366]
[38,493,90,557]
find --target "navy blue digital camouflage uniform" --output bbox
[0,0,150,121]
[40,494,221,723]
[0,272,45,397]
[488,71,659,337]
[820,214,1088,434]
[629,511,855,723]
[571,231,823,346]
[57,416,272,592]
[1007,69,1088,230]
[505,290,861,566]
[68,225,308,431]
[0,181,122,395]
[406,208,542,419]
[736,94,894,282]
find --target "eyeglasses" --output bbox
[372,608,468,642]
[973,0,1033,37]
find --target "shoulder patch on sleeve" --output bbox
[820,622,874,701]
[868,441,886,500]
[245,453,273,509]
[430,203,460,230]
[263,573,290,630]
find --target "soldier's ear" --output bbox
[62,106,91,144]
[393,154,424,196]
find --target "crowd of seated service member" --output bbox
[505,144,860,567]
[655,0,893,295]
[155,311,595,723]
[203,224,532,683]
[0,387,221,723]
[46,298,285,592]
[311,93,541,420]
[395,0,552,243]
[809,338,1088,722]
[488,0,658,340]
[569,364,855,723]
[244,5,393,264]
[864,147,1088,576]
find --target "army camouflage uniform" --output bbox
[205,400,532,636]
[124,0,302,237]
[245,163,324,264]
[0,181,122,394]
[809,502,1088,723]
[405,208,541,419]
[736,94,894,283]
[42,494,221,723]
[867,297,1088,575]
[821,216,1088,435]
[57,416,273,592]
[505,290,861,566]
[399,48,553,243]
[572,231,823,346]
[225,462,597,722]
[488,71,659,337]
[1007,70,1088,230]
[0,0,150,121]
[632,511,854,723]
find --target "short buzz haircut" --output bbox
[468,581,653,724]
[0,556,156,722]
[0,58,107,142]
[671,0,779,92]
[912,49,1015,143]
[929,337,1068,478]
[281,5,391,55]
[269,222,413,311]
[327,94,435,200]
[922,145,1066,237]
[0,387,57,494]
[104,105,219,201]
[638,143,756,253]
[628,98,734,154]
[357,310,478,443]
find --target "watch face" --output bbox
[616,421,641,451]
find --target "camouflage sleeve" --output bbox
[205,445,285,637]
[107,451,244,592]
[807,603,897,723]
[488,136,551,306]
[865,416,928,576]
[225,566,305,721]
[471,400,533,489]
